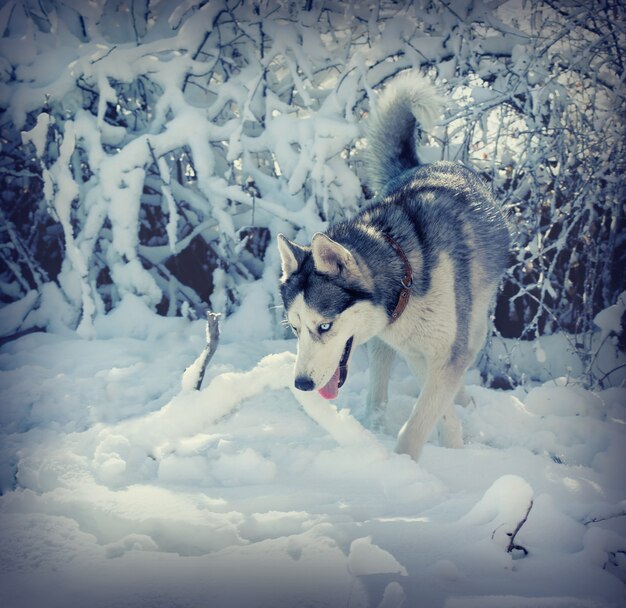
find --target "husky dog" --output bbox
[277,73,510,461]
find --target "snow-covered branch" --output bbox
[0,0,623,385]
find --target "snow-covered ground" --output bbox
[0,294,625,608]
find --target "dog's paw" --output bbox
[439,414,464,449]
[394,425,423,461]
[440,430,464,449]
[365,405,387,432]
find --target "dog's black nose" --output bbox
[294,376,315,391]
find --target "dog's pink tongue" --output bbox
[318,366,340,400]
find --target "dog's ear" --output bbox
[277,234,307,281]
[311,233,370,287]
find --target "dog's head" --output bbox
[277,233,387,399]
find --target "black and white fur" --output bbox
[278,73,510,461]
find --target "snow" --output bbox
[594,291,626,342]
[0,290,38,336]
[348,536,408,576]
[0,304,624,608]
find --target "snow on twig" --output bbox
[181,311,221,392]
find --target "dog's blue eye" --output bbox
[319,322,332,333]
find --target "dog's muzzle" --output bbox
[317,336,353,400]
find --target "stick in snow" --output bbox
[506,499,533,556]
[194,311,221,391]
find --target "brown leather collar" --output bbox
[382,233,413,323]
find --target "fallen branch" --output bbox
[0,326,45,347]
[583,509,626,526]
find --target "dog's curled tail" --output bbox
[365,72,443,193]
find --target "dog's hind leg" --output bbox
[455,386,472,407]
[366,337,395,414]
[453,307,491,409]
[395,359,466,461]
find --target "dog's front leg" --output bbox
[366,337,395,414]
[395,361,465,461]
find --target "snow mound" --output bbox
[445,597,617,608]
[0,316,625,608]
[348,536,408,576]
[461,475,534,551]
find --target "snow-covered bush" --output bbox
[1,1,624,383]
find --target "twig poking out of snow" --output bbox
[505,499,533,556]
[461,474,534,557]
[181,312,221,391]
